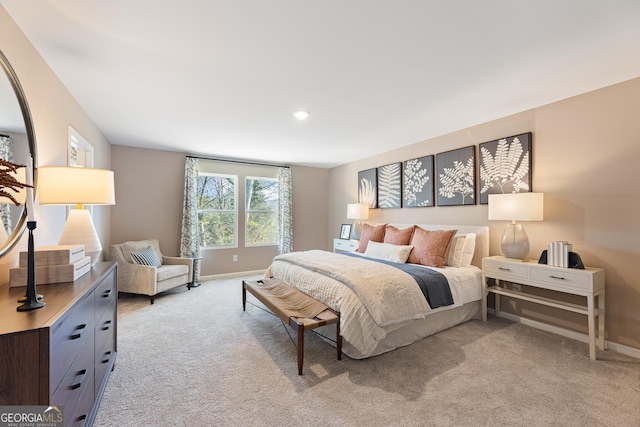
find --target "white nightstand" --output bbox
[333,238,359,253]
[482,255,605,360]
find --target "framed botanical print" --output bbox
[403,155,434,208]
[479,132,532,204]
[358,168,377,208]
[377,162,402,208]
[436,146,476,206]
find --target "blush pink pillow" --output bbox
[356,223,387,253]
[384,225,415,246]
[407,227,457,268]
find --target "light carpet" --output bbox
[94,274,640,426]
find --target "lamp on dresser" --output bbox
[488,192,543,260]
[347,203,369,240]
[37,166,115,265]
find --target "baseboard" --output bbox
[489,309,640,360]
[199,270,266,282]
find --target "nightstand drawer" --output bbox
[483,258,529,280]
[334,239,359,252]
[529,266,591,291]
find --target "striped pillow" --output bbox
[130,245,162,268]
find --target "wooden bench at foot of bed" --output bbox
[242,279,342,375]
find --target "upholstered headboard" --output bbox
[387,224,490,269]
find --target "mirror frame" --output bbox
[0,49,37,258]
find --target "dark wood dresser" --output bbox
[0,261,117,426]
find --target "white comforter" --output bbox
[265,250,482,357]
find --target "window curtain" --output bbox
[180,157,200,278]
[278,166,293,254]
[0,135,13,237]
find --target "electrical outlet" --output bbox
[512,283,522,292]
[233,255,238,262]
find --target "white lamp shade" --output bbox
[37,166,115,266]
[37,166,115,206]
[347,203,369,220]
[488,193,543,221]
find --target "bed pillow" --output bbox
[407,227,457,268]
[130,245,163,268]
[384,225,415,246]
[356,223,387,252]
[446,233,476,268]
[364,241,413,264]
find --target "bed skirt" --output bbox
[314,300,481,359]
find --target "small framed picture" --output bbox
[340,224,352,240]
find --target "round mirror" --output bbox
[0,49,37,258]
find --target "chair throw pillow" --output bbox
[130,245,162,268]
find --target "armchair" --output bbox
[108,238,193,304]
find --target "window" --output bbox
[245,177,279,246]
[197,173,237,248]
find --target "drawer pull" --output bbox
[102,351,112,364]
[498,267,512,271]
[102,289,112,298]
[549,275,566,280]
[70,369,87,390]
[70,324,87,340]
[102,320,112,330]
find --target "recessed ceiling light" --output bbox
[293,110,309,120]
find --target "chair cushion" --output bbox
[156,264,189,281]
[130,245,162,268]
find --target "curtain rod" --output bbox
[186,155,290,169]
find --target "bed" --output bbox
[264,223,489,359]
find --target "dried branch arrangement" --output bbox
[0,158,30,205]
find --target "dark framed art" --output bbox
[403,155,434,207]
[479,132,532,204]
[377,162,402,208]
[340,224,352,240]
[358,168,377,208]
[436,145,476,206]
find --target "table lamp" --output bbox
[38,166,115,265]
[488,192,543,260]
[347,203,369,240]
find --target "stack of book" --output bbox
[9,245,91,287]
[547,241,572,268]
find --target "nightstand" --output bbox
[333,238,359,253]
[482,255,605,360]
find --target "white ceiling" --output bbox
[2,1,640,168]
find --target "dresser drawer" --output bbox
[50,294,95,394]
[483,258,529,280]
[94,269,116,320]
[529,265,591,292]
[51,338,95,420]
[68,380,96,427]
[95,330,116,397]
